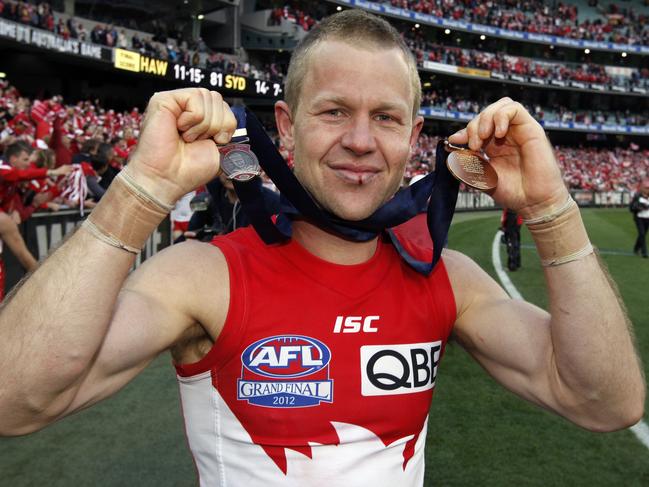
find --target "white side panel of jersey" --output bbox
[177,373,427,487]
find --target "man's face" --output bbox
[275,40,423,221]
[10,150,30,170]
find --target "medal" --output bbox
[219,143,261,182]
[444,140,498,191]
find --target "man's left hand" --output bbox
[448,97,569,219]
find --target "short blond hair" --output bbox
[284,9,421,120]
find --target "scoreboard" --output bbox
[0,17,283,100]
[114,48,283,99]
[172,63,283,98]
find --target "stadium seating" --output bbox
[379,0,649,45]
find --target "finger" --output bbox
[197,93,224,142]
[465,116,483,151]
[477,97,513,140]
[448,127,468,145]
[181,88,213,142]
[175,93,204,140]
[214,101,237,145]
[493,101,523,139]
[193,89,217,142]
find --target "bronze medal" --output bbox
[219,143,261,182]
[444,140,498,191]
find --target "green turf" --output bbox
[424,208,649,487]
[1,209,647,486]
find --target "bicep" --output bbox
[63,240,228,414]
[445,250,561,413]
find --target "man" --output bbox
[631,179,649,258]
[0,142,72,218]
[0,143,71,295]
[0,10,644,487]
[182,173,281,239]
[501,208,522,271]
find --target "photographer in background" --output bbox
[631,179,649,258]
[501,208,522,271]
[180,174,280,242]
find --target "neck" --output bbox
[292,220,378,265]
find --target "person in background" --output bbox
[631,179,649,258]
[501,208,522,271]
[0,142,72,221]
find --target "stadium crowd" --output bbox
[421,89,649,126]
[4,0,647,91]
[384,0,649,46]
[0,0,286,84]
[406,35,649,91]
[2,78,648,213]
[406,131,649,193]
[0,80,140,216]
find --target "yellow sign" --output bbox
[457,66,491,78]
[114,49,168,77]
[114,49,140,73]
[140,56,168,76]
[225,74,246,91]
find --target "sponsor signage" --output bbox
[3,211,170,295]
[0,18,282,99]
[0,17,111,61]
[360,341,442,396]
[457,66,490,78]
[422,60,458,74]
[338,0,649,54]
[423,110,649,135]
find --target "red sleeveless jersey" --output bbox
[175,227,456,486]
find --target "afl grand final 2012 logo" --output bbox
[237,335,334,408]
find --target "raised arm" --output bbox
[446,98,645,431]
[0,88,236,435]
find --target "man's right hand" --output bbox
[127,88,237,205]
[49,165,74,177]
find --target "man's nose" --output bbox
[340,115,377,156]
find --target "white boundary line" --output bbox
[491,231,522,300]
[490,231,649,451]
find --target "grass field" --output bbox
[1,208,648,486]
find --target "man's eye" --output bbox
[375,114,394,122]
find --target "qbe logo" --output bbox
[237,335,333,408]
[360,341,442,396]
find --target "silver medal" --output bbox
[219,143,261,182]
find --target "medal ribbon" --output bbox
[228,106,459,275]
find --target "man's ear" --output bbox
[409,115,424,149]
[274,100,295,152]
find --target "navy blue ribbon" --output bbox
[229,106,459,275]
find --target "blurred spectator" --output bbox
[381,0,649,46]
[406,35,649,92]
[421,88,649,126]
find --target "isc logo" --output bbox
[333,315,380,333]
[360,341,442,396]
